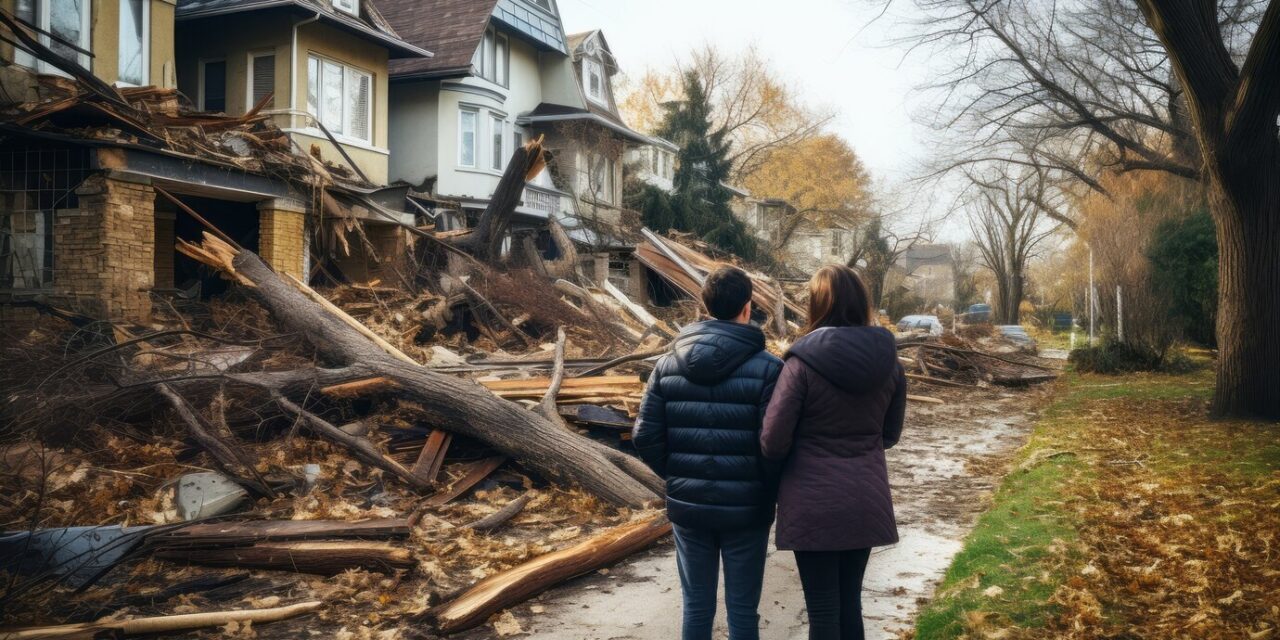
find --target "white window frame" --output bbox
[16,0,91,75]
[305,53,374,144]
[458,107,479,168]
[116,0,150,87]
[583,57,606,106]
[490,113,506,172]
[331,0,358,17]
[246,50,276,110]
[197,57,227,112]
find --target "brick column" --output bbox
[55,172,155,322]
[257,199,307,280]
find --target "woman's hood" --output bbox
[787,326,898,393]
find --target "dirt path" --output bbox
[455,384,1050,640]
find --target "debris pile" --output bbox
[0,27,1054,638]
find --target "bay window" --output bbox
[459,109,478,168]
[15,0,91,73]
[491,114,505,171]
[118,0,149,86]
[306,54,372,143]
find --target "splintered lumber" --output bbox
[285,274,420,366]
[156,383,274,498]
[431,517,672,633]
[0,601,322,639]
[601,279,674,338]
[905,373,975,389]
[480,375,644,403]
[155,541,413,575]
[180,237,662,507]
[424,456,507,507]
[411,430,453,485]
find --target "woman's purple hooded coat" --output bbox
[761,326,906,551]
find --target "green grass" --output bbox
[913,365,1279,638]
[913,400,1084,637]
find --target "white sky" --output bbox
[558,0,936,183]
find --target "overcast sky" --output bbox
[558,0,935,183]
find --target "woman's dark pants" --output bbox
[793,548,873,640]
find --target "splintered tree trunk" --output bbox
[202,245,661,507]
[1207,161,1280,419]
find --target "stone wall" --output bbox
[53,172,156,322]
[257,199,307,280]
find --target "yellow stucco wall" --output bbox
[175,14,390,184]
[0,0,175,87]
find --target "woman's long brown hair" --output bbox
[804,265,874,334]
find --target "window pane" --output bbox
[459,111,476,166]
[49,0,86,64]
[484,30,497,81]
[491,116,504,170]
[346,68,370,141]
[204,60,226,112]
[307,56,320,119]
[495,36,507,85]
[322,60,344,135]
[118,0,145,84]
[252,54,275,109]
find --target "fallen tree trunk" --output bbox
[174,234,662,508]
[155,541,413,575]
[430,516,671,633]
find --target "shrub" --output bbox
[1068,339,1201,374]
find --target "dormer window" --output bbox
[332,0,358,17]
[584,58,606,106]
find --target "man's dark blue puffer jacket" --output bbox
[633,320,783,530]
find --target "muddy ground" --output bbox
[455,382,1054,640]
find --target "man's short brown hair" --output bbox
[701,267,754,320]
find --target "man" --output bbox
[633,266,783,640]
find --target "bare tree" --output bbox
[905,0,1280,418]
[965,166,1063,324]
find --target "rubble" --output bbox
[0,32,1051,637]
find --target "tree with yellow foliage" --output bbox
[742,134,872,254]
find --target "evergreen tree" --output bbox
[629,72,770,264]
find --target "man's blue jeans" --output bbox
[672,522,771,640]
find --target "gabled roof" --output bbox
[567,29,617,74]
[175,0,431,59]
[378,0,497,79]
[379,0,568,80]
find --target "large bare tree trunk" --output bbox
[195,243,661,507]
[1134,0,1280,419]
[1206,163,1280,418]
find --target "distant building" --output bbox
[625,136,678,193]
[733,198,853,276]
[901,244,955,307]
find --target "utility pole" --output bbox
[1116,285,1124,342]
[1088,247,1095,345]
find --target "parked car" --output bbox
[897,315,944,336]
[996,325,1036,350]
[961,303,993,324]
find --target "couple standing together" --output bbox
[634,264,906,640]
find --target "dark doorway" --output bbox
[169,196,259,298]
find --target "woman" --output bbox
[761,265,906,640]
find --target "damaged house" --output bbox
[0,0,432,324]
[733,196,854,276]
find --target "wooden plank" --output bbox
[431,516,672,632]
[0,602,322,639]
[410,430,453,485]
[147,519,410,548]
[479,376,641,391]
[601,279,672,337]
[424,456,508,507]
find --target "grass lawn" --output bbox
[913,365,1280,639]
